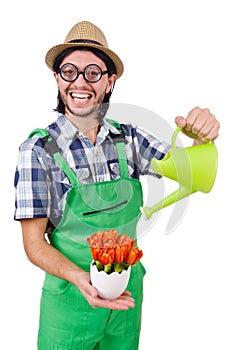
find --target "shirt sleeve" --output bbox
[14,139,51,220]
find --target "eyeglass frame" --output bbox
[58,63,109,83]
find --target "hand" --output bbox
[175,106,220,143]
[75,271,135,310]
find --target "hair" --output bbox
[52,47,117,119]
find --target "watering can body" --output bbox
[141,127,218,219]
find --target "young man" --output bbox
[14,21,220,349]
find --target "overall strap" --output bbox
[107,119,129,179]
[29,121,129,183]
[29,129,78,187]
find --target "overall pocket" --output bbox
[125,261,146,337]
[82,199,128,216]
[42,273,71,295]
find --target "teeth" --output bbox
[71,93,91,100]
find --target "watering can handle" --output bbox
[171,126,182,149]
[171,126,212,149]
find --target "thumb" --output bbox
[89,284,98,298]
[175,116,186,128]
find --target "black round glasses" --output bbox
[58,63,109,83]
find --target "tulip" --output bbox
[115,245,124,263]
[126,247,143,265]
[87,230,117,248]
[121,242,134,261]
[90,247,101,261]
[102,229,117,247]
[87,230,143,274]
[116,234,135,247]
[99,248,115,265]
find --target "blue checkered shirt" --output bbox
[14,114,170,229]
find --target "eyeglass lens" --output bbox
[60,64,107,83]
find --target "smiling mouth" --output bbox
[70,92,92,101]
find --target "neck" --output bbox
[66,114,101,145]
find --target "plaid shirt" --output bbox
[14,114,169,229]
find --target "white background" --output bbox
[0,0,231,349]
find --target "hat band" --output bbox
[68,39,103,46]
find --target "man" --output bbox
[14,21,220,349]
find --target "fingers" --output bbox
[95,294,135,310]
[77,274,135,310]
[87,289,135,310]
[175,116,186,128]
[175,107,220,142]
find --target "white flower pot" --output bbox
[90,262,131,300]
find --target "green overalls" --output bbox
[30,123,146,350]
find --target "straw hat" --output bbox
[45,21,124,78]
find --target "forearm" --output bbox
[21,218,84,288]
[29,238,83,285]
[20,218,135,310]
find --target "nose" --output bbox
[76,72,85,81]
[72,72,89,86]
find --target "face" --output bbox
[54,50,117,120]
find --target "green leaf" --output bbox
[113,263,124,273]
[104,263,113,274]
[113,262,129,273]
[95,261,103,271]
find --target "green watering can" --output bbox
[141,126,218,219]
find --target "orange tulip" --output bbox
[99,248,115,265]
[87,230,143,273]
[90,247,100,261]
[124,242,134,260]
[116,234,135,246]
[115,245,124,263]
[126,247,143,265]
[102,229,117,247]
[87,230,117,248]
[87,233,101,248]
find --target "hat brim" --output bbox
[45,43,124,78]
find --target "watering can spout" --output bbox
[141,127,218,220]
[141,186,193,220]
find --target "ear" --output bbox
[106,74,117,94]
[53,71,59,84]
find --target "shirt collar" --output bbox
[55,113,121,147]
[56,114,121,135]
[56,114,78,140]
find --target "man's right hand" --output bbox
[75,270,135,310]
